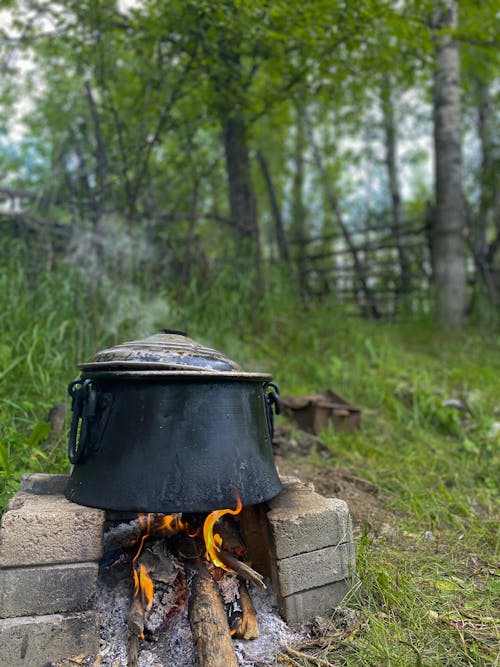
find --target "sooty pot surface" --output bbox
[65,331,282,512]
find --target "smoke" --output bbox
[68,215,172,338]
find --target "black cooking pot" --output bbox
[65,330,282,513]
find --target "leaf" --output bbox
[433,576,465,592]
[462,438,479,454]
[0,355,23,381]
[434,580,459,591]
[0,443,11,476]
[28,422,51,447]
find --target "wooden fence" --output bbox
[291,217,434,318]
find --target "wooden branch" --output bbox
[127,597,145,637]
[304,238,426,262]
[127,634,138,667]
[218,550,266,591]
[256,149,291,263]
[187,563,238,667]
[127,589,143,667]
[285,646,332,667]
[233,581,259,640]
[289,220,425,246]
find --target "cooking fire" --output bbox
[115,494,268,667]
[59,332,299,665]
[0,331,355,667]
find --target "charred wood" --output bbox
[232,581,259,640]
[218,549,266,591]
[187,562,239,667]
[127,634,139,667]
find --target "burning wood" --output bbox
[186,562,239,667]
[128,562,154,634]
[232,581,260,640]
[122,496,264,667]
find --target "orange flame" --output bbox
[130,512,190,631]
[157,513,187,537]
[132,563,154,638]
[203,494,242,571]
[133,564,154,612]
[132,512,189,562]
[132,513,153,562]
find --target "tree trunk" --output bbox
[380,73,411,297]
[84,81,107,226]
[475,77,500,303]
[256,149,291,263]
[291,103,309,297]
[432,0,466,329]
[222,112,260,261]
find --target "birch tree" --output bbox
[432,0,466,328]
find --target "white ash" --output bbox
[97,529,195,667]
[217,571,240,603]
[95,520,301,666]
[103,518,142,551]
[233,584,299,666]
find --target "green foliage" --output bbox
[0,236,498,664]
[0,1,499,658]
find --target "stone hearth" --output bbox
[0,473,355,666]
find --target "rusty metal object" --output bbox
[280,390,361,435]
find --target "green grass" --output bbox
[0,240,498,665]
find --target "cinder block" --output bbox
[275,542,355,597]
[241,477,357,625]
[279,578,353,626]
[0,493,105,567]
[267,480,353,559]
[0,611,99,667]
[19,473,69,496]
[0,562,98,618]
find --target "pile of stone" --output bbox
[0,474,356,666]
[0,474,104,667]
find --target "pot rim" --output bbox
[78,367,272,380]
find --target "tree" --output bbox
[380,73,412,297]
[431,0,466,329]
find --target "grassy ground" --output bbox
[0,245,498,666]
[263,312,499,666]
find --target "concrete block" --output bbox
[279,578,353,626]
[275,542,355,597]
[267,481,353,559]
[0,562,98,618]
[0,611,99,667]
[19,474,69,496]
[0,493,105,567]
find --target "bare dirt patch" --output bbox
[272,426,394,531]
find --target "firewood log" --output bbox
[127,634,138,667]
[127,596,145,637]
[217,516,247,556]
[233,581,259,640]
[187,562,239,667]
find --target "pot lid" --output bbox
[79,330,270,379]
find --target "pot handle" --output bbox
[263,382,281,440]
[67,379,98,464]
